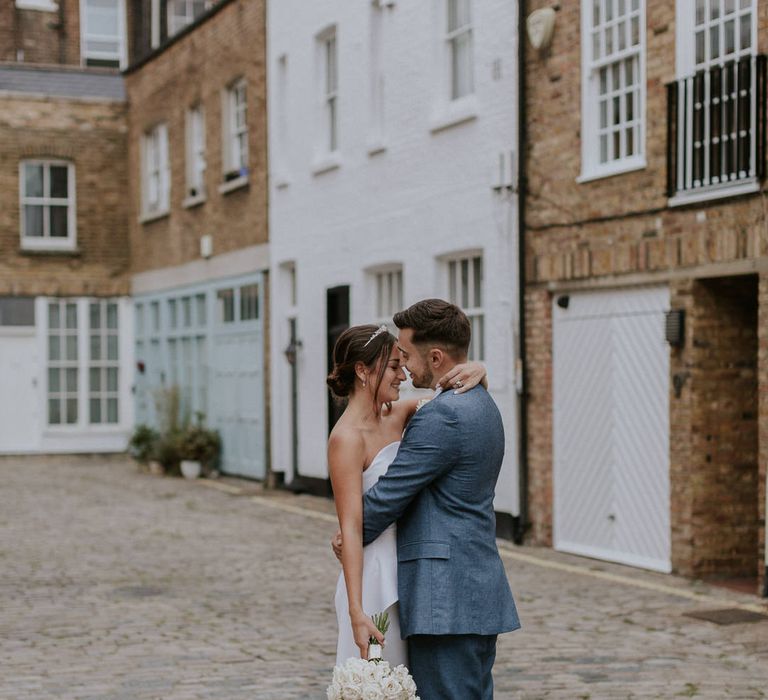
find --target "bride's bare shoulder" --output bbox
[327,424,365,467]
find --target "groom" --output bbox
[354,299,519,699]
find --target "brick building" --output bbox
[0,1,132,453]
[522,0,767,593]
[125,0,270,479]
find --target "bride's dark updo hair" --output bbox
[327,324,397,410]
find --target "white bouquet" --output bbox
[327,613,419,700]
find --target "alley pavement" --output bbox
[1,456,766,699]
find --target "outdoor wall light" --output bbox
[526,7,556,51]
[665,309,685,347]
[556,295,570,309]
[284,338,303,365]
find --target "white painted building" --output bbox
[267,0,521,518]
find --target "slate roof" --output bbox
[0,64,125,101]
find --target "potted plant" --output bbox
[179,417,221,479]
[153,430,184,476]
[128,424,159,471]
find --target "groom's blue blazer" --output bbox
[362,386,520,638]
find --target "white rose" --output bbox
[362,663,379,684]
[381,676,403,699]
[345,663,365,687]
[392,665,409,682]
[341,683,363,700]
[326,680,343,700]
[361,682,384,700]
[401,675,417,696]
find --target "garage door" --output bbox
[553,286,671,572]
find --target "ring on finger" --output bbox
[455,380,463,388]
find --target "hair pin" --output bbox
[363,324,388,348]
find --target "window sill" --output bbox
[367,138,388,157]
[140,209,170,224]
[182,193,207,209]
[16,0,58,11]
[311,151,343,176]
[429,95,479,134]
[19,242,79,256]
[577,158,647,183]
[668,178,761,207]
[272,171,291,189]
[218,175,249,194]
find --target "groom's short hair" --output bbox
[393,298,471,359]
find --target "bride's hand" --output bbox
[437,360,487,394]
[351,610,385,659]
[331,530,343,562]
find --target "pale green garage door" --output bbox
[134,272,266,480]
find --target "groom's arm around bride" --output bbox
[361,299,520,700]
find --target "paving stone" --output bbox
[0,457,766,699]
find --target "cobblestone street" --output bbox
[1,456,767,699]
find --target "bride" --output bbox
[326,323,487,665]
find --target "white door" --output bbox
[0,330,40,452]
[553,286,671,572]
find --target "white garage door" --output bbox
[553,286,671,572]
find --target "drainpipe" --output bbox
[513,0,530,545]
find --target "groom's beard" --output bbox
[410,367,433,389]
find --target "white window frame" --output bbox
[221,78,249,187]
[368,2,386,154]
[87,300,120,425]
[446,0,474,102]
[371,266,404,331]
[445,253,484,361]
[141,123,170,220]
[46,300,80,426]
[80,0,127,69]
[167,0,211,37]
[19,160,77,252]
[16,0,58,11]
[579,0,647,182]
[676,0,757,76]
[185,104,206,205]
[317,26,339,157]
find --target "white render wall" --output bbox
[268,0,521,515]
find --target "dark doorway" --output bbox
[691,274,759,592]
[327,285,350,435]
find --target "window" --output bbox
[186,105,206,200]
[81,0,125,68]
[581,0,645,179]
[88,300,119,424]
[446,255,484,361]
[320,28,339,153]
[0,297,35,326]
[368,4,385,148]
[167,0,210,37]
[373,268,403,330]
[47,301,79,425]
[217,288,235,323]
[446,0,474,100]
[20,161,76,250]
[223,79,248,179]
[142,123,170,218]
[692,0,754,70]
[240,284,260,321]
[16,0,58,10]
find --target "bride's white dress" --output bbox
[335,441,408,667]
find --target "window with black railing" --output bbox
[667,54,766,200]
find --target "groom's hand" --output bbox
[331,530,343,562]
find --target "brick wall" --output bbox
[524,0,768,587]
[0,95,130,297]
[1,3,82,66]
[125,0,267,275]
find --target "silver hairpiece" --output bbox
[363,324,389,348]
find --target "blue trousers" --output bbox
[408,634,498,700]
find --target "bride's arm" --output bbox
[436,360,487,393]
[327,433,384,657]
